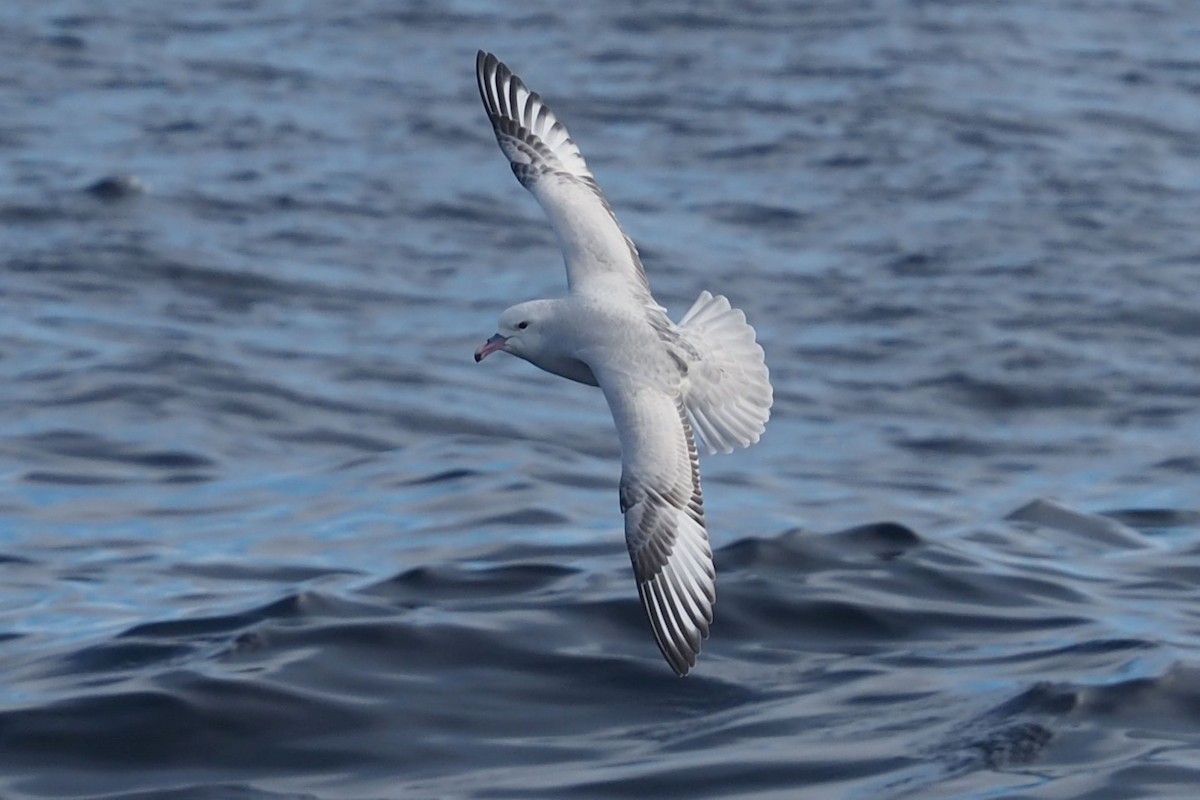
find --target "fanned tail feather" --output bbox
[678,291,773,455]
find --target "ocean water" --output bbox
[2,1,1199,797]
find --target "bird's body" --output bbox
[473,52,772,676]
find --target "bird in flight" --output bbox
[473,51,772,676]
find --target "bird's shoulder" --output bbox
[559,299,690,395]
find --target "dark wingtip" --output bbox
[475,50,499,114]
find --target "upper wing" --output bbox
[597,368,716,676]
[476,51,652,301]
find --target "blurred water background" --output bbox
[2,1,1199,798]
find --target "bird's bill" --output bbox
[474,333,508,362]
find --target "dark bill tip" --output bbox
[474,333,508,362]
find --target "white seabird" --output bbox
[473,51,773,676]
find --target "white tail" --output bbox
[678,291,773,455]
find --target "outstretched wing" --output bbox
[597,368,716,676]
[476,51,651,302]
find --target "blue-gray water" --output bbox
[3,1,1200,798]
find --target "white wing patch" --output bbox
[679,291,773,455]
[476,51,651,300]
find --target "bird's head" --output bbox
[474,300,555,363]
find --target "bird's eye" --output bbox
[517,321,529,330]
